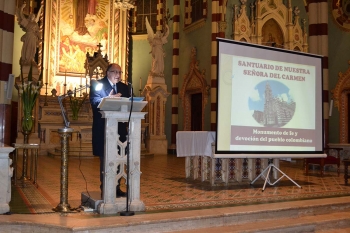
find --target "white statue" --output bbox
[145,17,169,75]
[16,3,43,65]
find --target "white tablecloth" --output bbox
[176,131,216,157]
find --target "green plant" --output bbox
[69,92,88,120]
[19,65,43,132]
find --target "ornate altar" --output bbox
[232,0,308,52]
[13,0,139,156]
[42,0,134,97]
[37,46,110,155]
[37,93,93,155]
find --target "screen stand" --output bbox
[250,162,301,192]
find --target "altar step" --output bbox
[166,196,350,233]
[75,196,350,232]
[173,210,350,232]
[47,144,93,157]
[141,148,154,157]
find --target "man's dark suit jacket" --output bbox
[89,76,131,157]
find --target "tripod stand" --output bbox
[250,162,301,192]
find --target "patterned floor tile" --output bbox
[10,153,350,213]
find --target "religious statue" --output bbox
[145,17,169,75]
[16,3,43,65]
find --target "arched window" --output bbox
[184,0,207,29]
[191,0,203,23]
[135,0,158,34]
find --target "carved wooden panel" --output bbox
[332,61,350,143]
[232,0,308,52]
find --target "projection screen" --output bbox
[215,38,325,158]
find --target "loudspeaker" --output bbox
[6,74,14,99]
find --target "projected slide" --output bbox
[216,39,324,157]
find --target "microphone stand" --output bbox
[120,82,135,216]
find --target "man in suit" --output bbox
[89,63,130,197]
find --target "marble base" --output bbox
[167,143,177,155]
[130,200,146,212]
[0,204,9,214]
[147,138,168,154]
[0,145,14,214]
[141,151,154,158]
[81,192,145,214]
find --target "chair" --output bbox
[305,148,341,177]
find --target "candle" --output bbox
[140,77,142,90]
[64,70,67,84]
[44,68,47,83]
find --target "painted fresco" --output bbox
[58,0,109,74]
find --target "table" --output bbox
[12,143,39,187]
[176,131,280,185]
[176,131,215,157]
[176,131,217,183]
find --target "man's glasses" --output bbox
[108,70,123,75]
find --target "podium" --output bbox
[97,98,147,214]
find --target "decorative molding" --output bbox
[184,18,206,34]
[132,34,148,41]
[232,0,308,52]
[330,0,350,32]
[180,47,209,131]
[114,0,136,10]
[332,61,350,110]
[331,61,350,143]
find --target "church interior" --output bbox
[1,0,350,231]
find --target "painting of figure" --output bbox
[58,0,110,74]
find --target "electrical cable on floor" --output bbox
[76,132,91,210]
[4,211,67,215]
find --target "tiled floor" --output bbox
[10,153,350,215]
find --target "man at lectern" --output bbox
[89,63,130,197]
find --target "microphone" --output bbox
[128,82,134,100]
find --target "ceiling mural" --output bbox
[331,0,350,32]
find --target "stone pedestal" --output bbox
[0,144,15,214]
[146,135,168,155]
[143,72,170,155]
[141,122,153,157]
